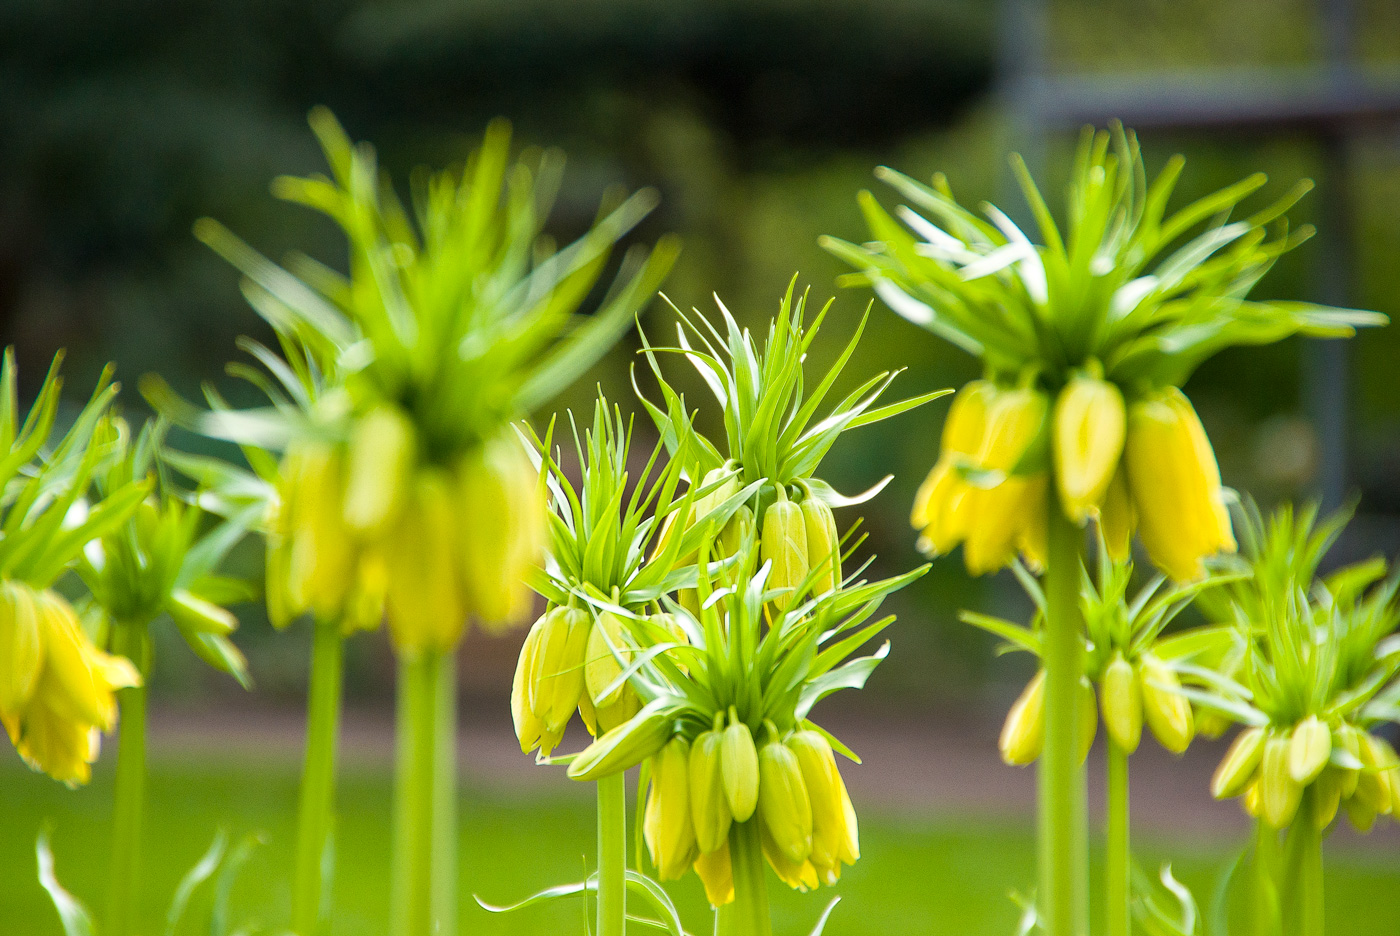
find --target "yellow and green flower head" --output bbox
[967,536,1238,766]
[825,124,1384,581]
[1191,502,1400,831]
[147,110,678,651]
[564,536,926,902]
[639,281,945,608]
[0,352,155,785]
[510,396,738,756]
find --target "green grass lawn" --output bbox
[3,751,1398,936]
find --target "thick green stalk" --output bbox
[1253,818,1281,936]
[291,618,345,936]
[1282,793,1324,936]
[1105,739,1130,936]
[718,820,771,936]
[596,773,627,936]
[106,620,151,936]
[1042,499,1088,936]
[391,649,455,936]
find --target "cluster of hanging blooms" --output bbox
[824,124,1384,582]
[1192,502,1400,832]
[967,543,1220,767]
[504,287,934,916]
[0,354,153,785]
[148,109,677,653]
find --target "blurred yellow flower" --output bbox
[1,586,140,786]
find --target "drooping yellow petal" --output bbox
[1053,376,1126,523]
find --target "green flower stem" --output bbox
[106,619,151,936]
[596,773,627,936]
[1105,739,1130,936]
[291,617,345,936]
[719,820,771,936]
[1253,818,1281,936]
[1042,499,1088,936]
[1282,793,1324,936]
[391,648,457,936]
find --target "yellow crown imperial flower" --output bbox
[281,442,358,623]
[529,607,590,736]
[1000,669,1046,766]
[1260,734,1303,829]
[342,404,417,536]
[1334,724,1362,799]
[721,711,760,822]
[456,433,546,632]
[757,737,814,865]
[1139,655,1195,754]
[911,379,994,555]
[1289,715,1332,786]
[2,587,141,786]
[959,385,1049,576]
[643,736,698,880]
[760,821,819,893]
[1211,726,1267,800]
[1052,371,1125,525]
[1100,653,1142,754]
[787,730,856,885]
[1352,733,1397,817]
[1124,388,1235,582]
[384,467,465,654]
[799,496,841,597]
[761,493,809,611]
[1099,466,1135,562]
[689,727,733,854]
[1312,768,1344,830]
[585,611,643,734]
[511,617,562,756]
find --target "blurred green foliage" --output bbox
[2,0,1399,710]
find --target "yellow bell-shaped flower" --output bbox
[384,467,465,654]
[1124,388,1235,582]
[643,736,698,880]
[911,380,995,555]
[1052,374,1125,524]
[2,587,140,786]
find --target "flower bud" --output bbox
[758,740,813,864]
[1212,726,1266,800]
[695,466,741,523]
[530,607,590,734]
[1140,655,1194,754]
[1261,735,1303,828]
[721,714,760,822]
[567,702,673,781]
[1344,795,1377,833]
[1242,780,1261,818]
[761,496,809,610]
[1354,733,1397,815]
[585,611,633,710]
[1334,724,1362,798]
[1100,654,1142,754]
[456,433,543,630]
[788,731,846,875]
[1125,388,1235,582]
[0,582,43,718]
[512,617,547,754]
[1312,768,1342,830]
[719,505,755,562]
[800,497,841,596]
[693,840,734,907]
[342,404,416,534]
[593,686,642,735]
[689,729,733,853]
[1053,375,1126,523]
[1288,715,1331,786]
[1099,466,1135,563]
[644,737,698,880]
[284,444,354,619]
[999,670,1045,766]
[384,468,464,653]
[836,774,859,865]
